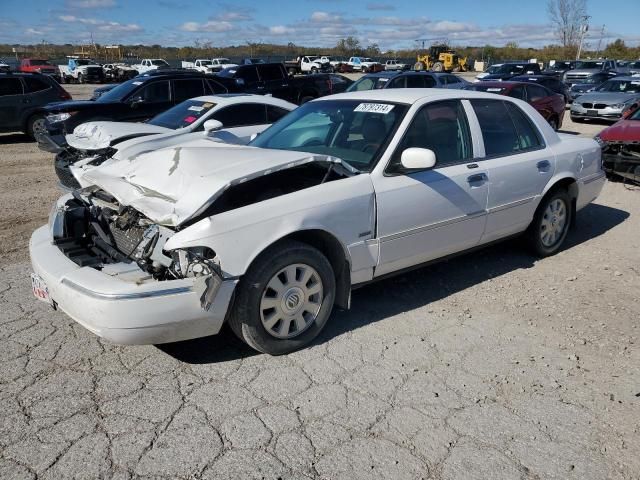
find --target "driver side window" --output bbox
[133,81,170,103]
[389,100,472,171]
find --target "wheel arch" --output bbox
[245,228,352,310]
[538,175,578,227]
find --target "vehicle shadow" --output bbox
[0,133,32,144]
[159,202,629,364]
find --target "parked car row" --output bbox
[28,86,606,356]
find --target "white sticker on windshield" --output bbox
[487,88,503,92]
[354,103,394,114]
[132,81,143,85]
[188,106,205,112]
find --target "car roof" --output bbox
[363,71,447,78]
[189,94,296,108]
[511,75,555,80]
[606,76,639,81]
[0,71,54,79]
[316,88,517,105]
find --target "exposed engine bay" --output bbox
[53,189,220,282]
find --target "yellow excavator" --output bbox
[414,44,468,72]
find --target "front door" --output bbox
[124,80,171,121]
[373,99,489,276]
[0,77,24,130]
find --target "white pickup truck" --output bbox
[132,59,171,74]
[59,58,104,84]
[347,57,379,72]
[182,58,239,73]
[384,60,408,71]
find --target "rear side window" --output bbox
[0,78,23,96]
[471,99,520,157]
[508,86,526,101]
[23,76,50,93]
[388,76,406,88]
[527,85,548,102]
[266,105,290,123]
[173,79,205,103]
[445,75,460,84]
[213,103,267,127]
[505,102,543,150]
[257,64,283,81]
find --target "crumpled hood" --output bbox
[574,92,636,105]
[83,145,346,227]
[66,121,171,150]
[600,120,640,142]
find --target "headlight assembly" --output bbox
[46,112,75,123]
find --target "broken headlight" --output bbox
[169,247,221,279]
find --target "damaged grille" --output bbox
[109,223,146,256]
[54,159,81,189]
[602,142,640,185]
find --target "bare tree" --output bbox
[547,0,587,47]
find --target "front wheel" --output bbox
[526,190,572,257]
[26,114,46,140]
[229,240,336,355]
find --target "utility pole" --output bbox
[576,15,591,61]
[596,24,605,57]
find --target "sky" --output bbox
[1,0,638,51]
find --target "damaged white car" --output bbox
[54,94,297,189]
[30,89,605,354]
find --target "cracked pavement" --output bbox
[1,84,639,479]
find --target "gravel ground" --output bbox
[0,83,638,479]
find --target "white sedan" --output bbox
[56,94,297,189]
[30,89,605,354]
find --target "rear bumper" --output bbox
[29,225,237,344]
[577,172,606,211]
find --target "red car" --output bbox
[18,59,60,81]
[596,103,640,183]
[465,81,565,130]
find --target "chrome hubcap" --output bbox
[540,199,567,247]
[260,263,323,339]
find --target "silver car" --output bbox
[570,77,640,121]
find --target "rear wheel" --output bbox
[432,62,444,72]
[229,240,336,355]
[526,190,572,257]
[413,62,424,71]
[26,114,46,140]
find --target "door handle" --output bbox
[537,160,551,172]
[466,163,479,169]
[467,173,487,185]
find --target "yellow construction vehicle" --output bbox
[414,44,467,72]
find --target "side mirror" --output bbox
[400,148,436,171]
[203,119,223,133]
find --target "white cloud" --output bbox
[430,20,473,33]
[180,21,234,33]
[311,11,342,22]
[25,28,44,35]
[66,0,116,8]
[269,25,294,35]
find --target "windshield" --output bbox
[595,80,640,93]
[486,65,502,74]
[30,59,51,66]
[152,60,169,66]
[578,76,602,85]
[347,76,390,91]
[630,61,640,69]
[218,59,231,64]
[362,58,373,62]
[249,99,408,172]
[199,60,212,66]
[148,99,217,129]
[575,61,603,69]
[307,56,319,61]
[96,78,142,102]
[553,61,573,69]
[75,59,92,65]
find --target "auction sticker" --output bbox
[188,106,205,112]
[354,103,395,114]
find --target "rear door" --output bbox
[0,77,24,129]
[526,84,554,120]
[469,99,553,242]
[22,75,55,108]
[257,64,292,101]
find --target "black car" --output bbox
[346,71,468,91]
[480,62,541,81]
[541,60,575,78]
[0,72,72,139]
[37,71,228,152]
[510,74,570,102]
[215,63,352,104]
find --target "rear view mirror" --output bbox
[400,148,436,171]
[204,119,223,133]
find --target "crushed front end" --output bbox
[601,141,640,185]
[29,189,237,344]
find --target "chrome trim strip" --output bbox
[583,172,606,185]
[487,196,536,214]
[381,210,486,243]
[60,278,193,300]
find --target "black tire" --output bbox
[526,189,572,257]
[229,240,336,355]
[548,116,559,131]
[432,62,444,72]
[310,67,318,74]
[414,62,424,71]
[26,114,46,140]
